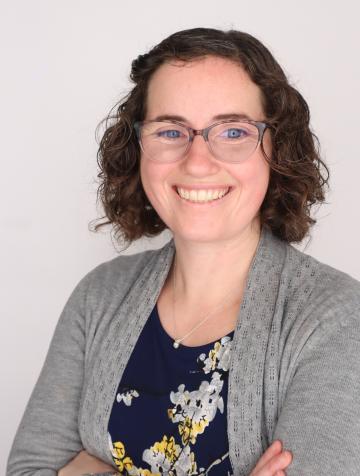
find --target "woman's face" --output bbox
[140,55,271,244]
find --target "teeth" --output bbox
[176,187,230,202]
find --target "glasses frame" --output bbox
[133,118,270,163]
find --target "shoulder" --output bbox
[86,245,163,283]
[275,243,360,414]
[85,239,173,294]
[281,241,360,333]
[68,239,174,317]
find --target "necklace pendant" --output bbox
[173,340,180,349]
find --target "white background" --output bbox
[1,0,359,471]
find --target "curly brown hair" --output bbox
[89,27,330,246]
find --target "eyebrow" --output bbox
[151,113,253,123]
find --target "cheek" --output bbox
[139,158,156,207]
[139,158,171,205]
[139,157,150,190]
[140,157,159,189]
[231,154,270,196]
[245,136,271,198]
[234,158,270,223]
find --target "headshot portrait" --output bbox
[3,1,360,476]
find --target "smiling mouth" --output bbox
[174,186,232,203]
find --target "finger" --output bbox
[252,450,292,476]
[263,451,292,475]
[251,440,283,472]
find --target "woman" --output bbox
[7,27,360,476]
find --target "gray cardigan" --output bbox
[7,226,360,476]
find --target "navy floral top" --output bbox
[108,303,235,475]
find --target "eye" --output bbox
[221,127,248,139]
[157,129,183,139]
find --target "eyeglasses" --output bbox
[133,119,270,163]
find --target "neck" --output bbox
[170,219,262,308]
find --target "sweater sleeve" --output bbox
[272,312,360,475]
[6,272,116,476]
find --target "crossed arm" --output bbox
[58,440,293,476]
[58,450,115,475]
[6,273,360,475]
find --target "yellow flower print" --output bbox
[178,415,209,445]
[108,433,162,475]
[143,435,197,475]
[198,336,232,374]
[111,440,134,473]
[137,470,161,476]
[168,375,223,445]
[152,435,179,463]
[208,342,221,371]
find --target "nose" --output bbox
[181,134,220,176]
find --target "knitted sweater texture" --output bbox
[7,226,360,475]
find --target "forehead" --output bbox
[145,55,265,124]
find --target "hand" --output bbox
[58,449,117,476]
[249,440,293,476]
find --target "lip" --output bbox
[173,185,233,206]
[173,184,232,191]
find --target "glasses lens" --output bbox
[209,122,260,162]
[139,121,189,162]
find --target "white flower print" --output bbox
[109,334,234,475]
[116,388,139,406]
[198,336,232,374]
[142,435,197,475]
[168,371,224,445]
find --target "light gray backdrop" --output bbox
[1,0,359,471]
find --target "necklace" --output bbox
[172,254,241,349]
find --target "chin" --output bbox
[171,228,234,244]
